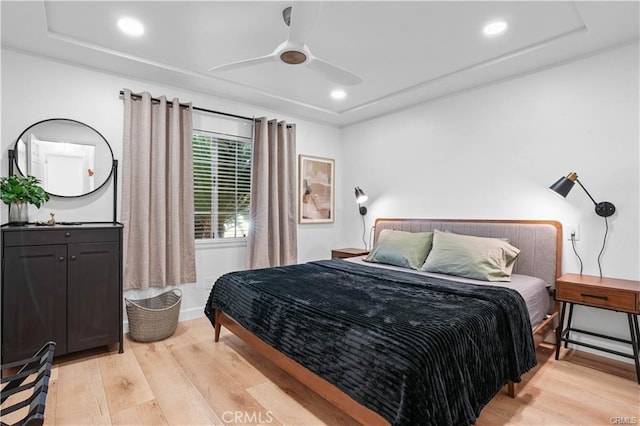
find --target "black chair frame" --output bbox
[1,342,56,426]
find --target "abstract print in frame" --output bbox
[298,155,335,224]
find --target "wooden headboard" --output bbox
[374,218,562,290]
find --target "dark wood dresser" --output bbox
[1,223,123,363]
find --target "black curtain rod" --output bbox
[119,90,253,122]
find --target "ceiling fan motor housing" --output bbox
[280,50,307,64]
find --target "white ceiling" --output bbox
[2,1,638,126]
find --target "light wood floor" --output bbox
[3,317,639,425]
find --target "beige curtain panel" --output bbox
[246,118,298,269]
[121,89,196,290]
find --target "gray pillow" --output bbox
[420,229,520,281]
[364,229,433,270]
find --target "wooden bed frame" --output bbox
[213,218,562,426]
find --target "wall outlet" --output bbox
[566,225,580,241]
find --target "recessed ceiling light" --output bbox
[483,21,508,37]
[331,89,346,100]
[118,17,144,37]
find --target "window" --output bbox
[193,130,252,239]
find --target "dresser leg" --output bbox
[628,314,640,384]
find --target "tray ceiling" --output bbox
[2,1,638,126]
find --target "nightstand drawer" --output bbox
[556,282,638,312]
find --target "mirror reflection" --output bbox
[14,119,114,197]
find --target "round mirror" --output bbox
[13,118,114,197]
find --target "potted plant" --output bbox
[0,175,50,225]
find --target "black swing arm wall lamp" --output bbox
[354,187,368,215]
[354,186,369,249]
[549,172,616,217]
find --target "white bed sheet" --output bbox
[344,256,550,329]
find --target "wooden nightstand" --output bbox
[555,273,640,383]
[331,248,369,259]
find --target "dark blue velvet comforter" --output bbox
[204,259,536,426]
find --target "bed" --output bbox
[205,218,561,425]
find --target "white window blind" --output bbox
[193,130,252,239]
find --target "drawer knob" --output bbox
[580,293,608,300]
[70,255,77,261]
[64,232,71,238]
[58,256,65,262]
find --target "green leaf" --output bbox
[0,174,49,207]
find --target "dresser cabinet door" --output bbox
[2,245,68,362]
[67,242,120,353]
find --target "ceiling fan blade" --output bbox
[208,53,276,72]
[287,2,321,46]
[307,57,363,86]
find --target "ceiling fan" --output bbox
[208,3,362,86]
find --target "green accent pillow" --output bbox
[420,229,520,281]
[364,229,433,270]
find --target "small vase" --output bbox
[9,201,28,226]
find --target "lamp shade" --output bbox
[354,187,368,204]
[549,173,577,198]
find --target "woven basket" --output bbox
[125,289,182,342]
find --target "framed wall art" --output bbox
[298,155,335,224]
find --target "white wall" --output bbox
[1,49,344,326]
[341,42,639,362]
